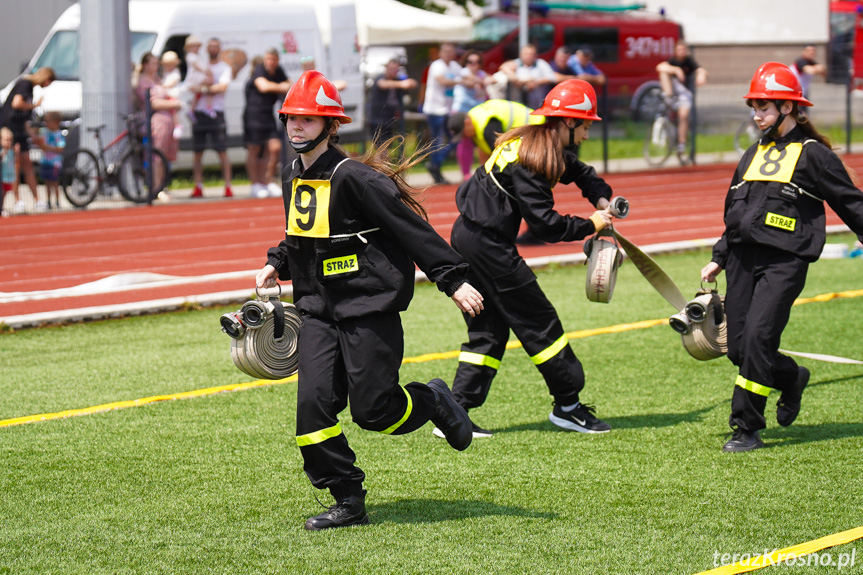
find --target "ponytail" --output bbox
[360,135,430,220]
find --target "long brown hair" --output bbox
[360,135,431,220]
[493,119,565,183]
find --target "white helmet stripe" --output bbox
[316,86,341,107]
[564,94,593,111]
[764,73,794,92]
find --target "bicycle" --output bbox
[61,113,171,208]
[733,112,761,155]
[643,88,693,167]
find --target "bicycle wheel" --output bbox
[734,118,761,155]
[643,116,674,166]
[61,149,101,208]
[116,148,171,203]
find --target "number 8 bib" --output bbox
[288,179,331,237]
[742,142,803,183]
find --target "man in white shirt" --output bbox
[422,43,462,185]
[504,44,556,109]
[190,37,234,198]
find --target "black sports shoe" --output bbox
[304,492,369,530]
[433,421,493,439]
[426,163,448,185]
[428,378,472,450]
[722,429,765,452]
[549,402,611,433]
[777,367,810,427]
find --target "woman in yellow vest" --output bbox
[701,62,863,452]
[448,99,545,178]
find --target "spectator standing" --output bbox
[37,111,65,210]
[189,38,234,198]
[243,48,291,198]
[504,44,555,109]
[0,67,55,212]
[568,46,606,87]
[182,35,213,119]
[366,58,417,148]
[452,51,491,180]
[656,40,707,162]
[135,52,182,200]
[422,42,462,185]
[0,127,18,217]
[792,44,826,101]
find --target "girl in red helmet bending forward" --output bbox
[445,79,624,438]
[255,70,484,530]
[701,62,863,452]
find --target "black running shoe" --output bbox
[549,402,611,433]
[722,429,765,452]
[433,421,493,439]
[777,367,810,427]
[428,379,472,450]
[426,162,448,185]
[304,492,369,530]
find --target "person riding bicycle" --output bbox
[656,40,707,164]
[701,62,863,452]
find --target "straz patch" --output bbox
[743,142,803,183]
[484,138,522,173]
[287,179,331,237]
[765,212,796,232]
[323,254,358,276]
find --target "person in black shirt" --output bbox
[243,48,291,198]
[366,58,417,149]
[656,40,707,163]
[701,62,863,452]
[256,70,483,530]
[0,67,55,210]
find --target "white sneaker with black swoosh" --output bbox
[549,402,611,433]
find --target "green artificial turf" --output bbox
[1,239,862,574]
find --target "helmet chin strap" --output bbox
[565,119,584,150]
[760,101,787,141]
[288,118,337,154]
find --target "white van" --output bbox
[3,0,364,165]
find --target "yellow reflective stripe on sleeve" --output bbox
[735,375,772,397]
[458,351,501,370]
[530,334,568,365]
[380,386,413,435]
[296,422,342,447]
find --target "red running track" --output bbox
[1,158,855,321]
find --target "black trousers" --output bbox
[724,244,809,431]
[450,217,584,410]
[295,313,437,498]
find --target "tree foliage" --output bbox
[395,0,483,15]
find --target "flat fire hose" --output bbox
[220,287,302,379]
[606,228,863,365]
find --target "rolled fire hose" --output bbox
[220,286,302,379]
[584,196,629,304]
[609,225,862,364]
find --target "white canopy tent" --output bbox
[312,0,473,46]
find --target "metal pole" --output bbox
[145,88,154,204]
[846,58,853,155]
[519,0,528,49]
[601,82,608,173]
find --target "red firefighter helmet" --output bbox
[531,79,601,121]
[278,70,352,123]
[744,62,812,106]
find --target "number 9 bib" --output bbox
[287,179,331,237]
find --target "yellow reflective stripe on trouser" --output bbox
[380,386,413,435]
[296,422,342,447]
[735,375,772,397]
[459,351,501,370]
[530,334,568,365]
